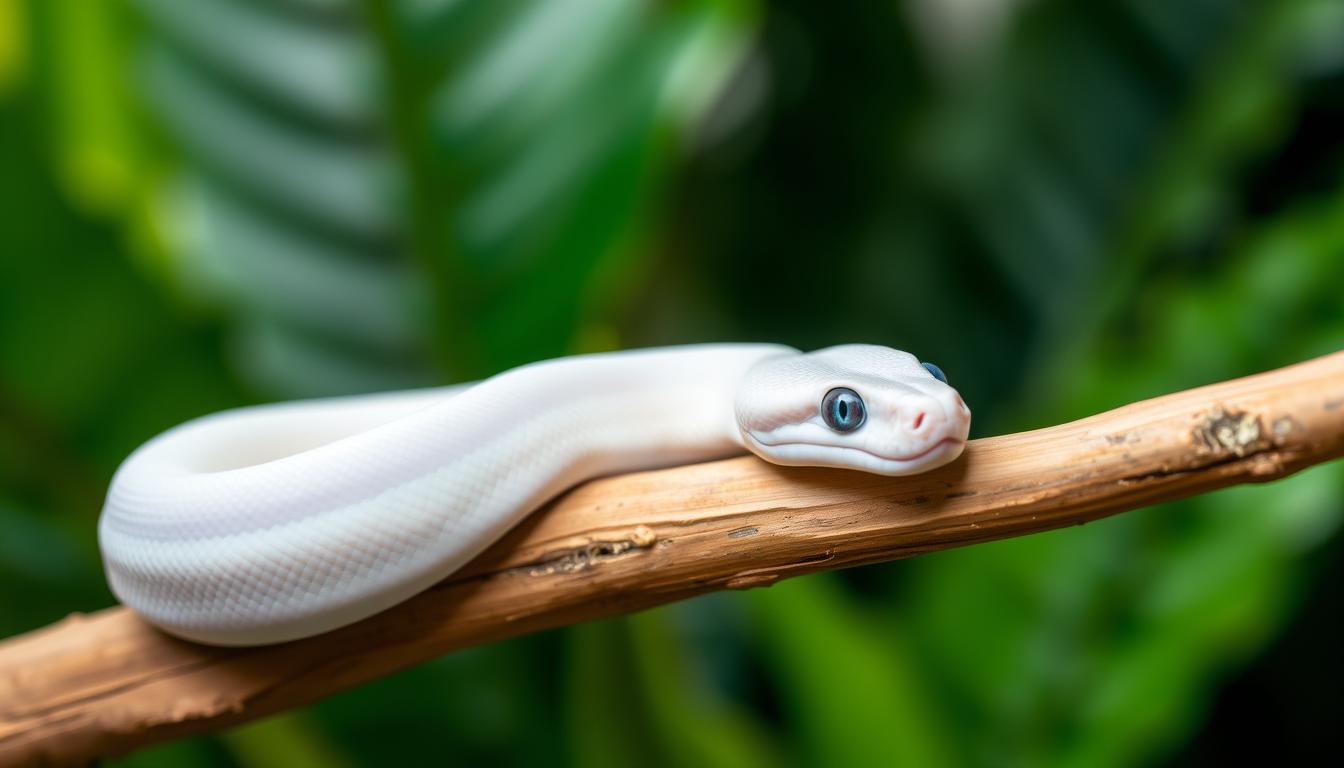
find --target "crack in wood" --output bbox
[516,528,660,577]
[1115,445,1283,487]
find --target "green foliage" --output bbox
[566,611,781,768]
[2,0,1343,765]
[125,0,756,392]
[749,576,956,767]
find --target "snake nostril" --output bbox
[912,412,926,431]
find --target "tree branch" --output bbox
[3,352,1344,766]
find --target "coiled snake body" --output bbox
[99,344,970,645]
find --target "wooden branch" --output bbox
[4,352,1344,767]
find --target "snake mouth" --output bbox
[880,437,963,464]
[748,434,962,462]
[744,432,965,474]
[835,437,964,465]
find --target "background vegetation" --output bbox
[2,0,1342,764]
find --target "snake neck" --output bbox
[497,343,796,479]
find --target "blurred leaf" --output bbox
[41,0,142,214]
[221,712,353,768]
[0,77,247,639]
[906,163,1344,768]
[566,612,782,768]
[565,620,665,768]
[627,610,783,768]
[0,502,89,583]
[303,638,567,765]
[139,40,399,237]
[750,576,958,767]
[137,0,376,126]
[1035,0,1335,389]
[0,0,26,94]
[675,0,1344,765]
[109,739,235,768]
[126,0,756,394]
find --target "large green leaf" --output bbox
[130,0,755,394]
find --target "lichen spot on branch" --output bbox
[1193,408,1268,458]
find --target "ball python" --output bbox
[98,344,971,646]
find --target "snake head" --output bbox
[736,344,971,476]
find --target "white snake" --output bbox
[99,344,971,646]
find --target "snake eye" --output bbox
[922,362,948,384]
[821,387,866,433]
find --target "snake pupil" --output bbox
[821,387,866,433]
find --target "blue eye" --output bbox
[821,387,866,432]
[922,362,948,384]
